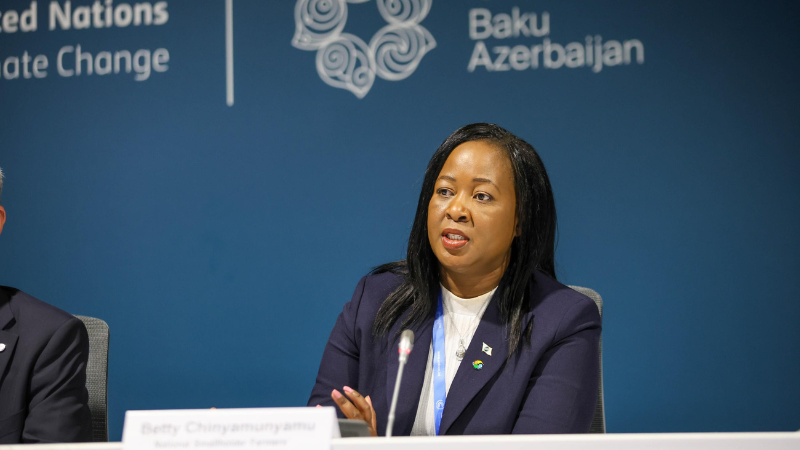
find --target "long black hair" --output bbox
[372,123,557,357]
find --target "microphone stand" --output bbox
[386,330,414,437]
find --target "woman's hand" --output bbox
[331,386,378,437]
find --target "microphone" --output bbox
[386,329,414,437]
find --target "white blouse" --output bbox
[410,284,497,436]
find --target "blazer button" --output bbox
[0,343,5,352]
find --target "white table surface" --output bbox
[1,432,798,450]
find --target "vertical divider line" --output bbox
[225,0,234,106]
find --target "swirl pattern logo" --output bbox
[292,0,436,98]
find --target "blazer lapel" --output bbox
[439,296,509,435]
[384,313,434,436]
[0,292,18,384]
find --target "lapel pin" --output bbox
[0,343,5,352]
[472,360,483,370]
[482,342,492,356]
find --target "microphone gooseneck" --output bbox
[386,329,414,437]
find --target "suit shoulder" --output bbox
[527,273,602,347]
[340,270,404,327]
[528,273,601,321]
[3,286,83,335]
[359,270,405,306]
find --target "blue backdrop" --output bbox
[1,0,798,440]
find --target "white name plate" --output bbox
[122,407,340,450]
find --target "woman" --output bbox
[308,123,600,436]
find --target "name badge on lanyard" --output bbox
[432,291,447,435]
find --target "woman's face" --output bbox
[427,140,518,280]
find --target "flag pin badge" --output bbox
[482,342,492,356]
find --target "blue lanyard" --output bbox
[432,291,447,435]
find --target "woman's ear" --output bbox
[514,216,521,237]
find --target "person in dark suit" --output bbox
[0,167,92,443]
[308,123,601,436]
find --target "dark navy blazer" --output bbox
[308,270,601,435]
[0,287,91,443]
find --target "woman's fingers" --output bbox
[343,386,371,416]
[365,395,377,435]
[343,387,377,437]
[331,387,378,437]
[331,389,361,420]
